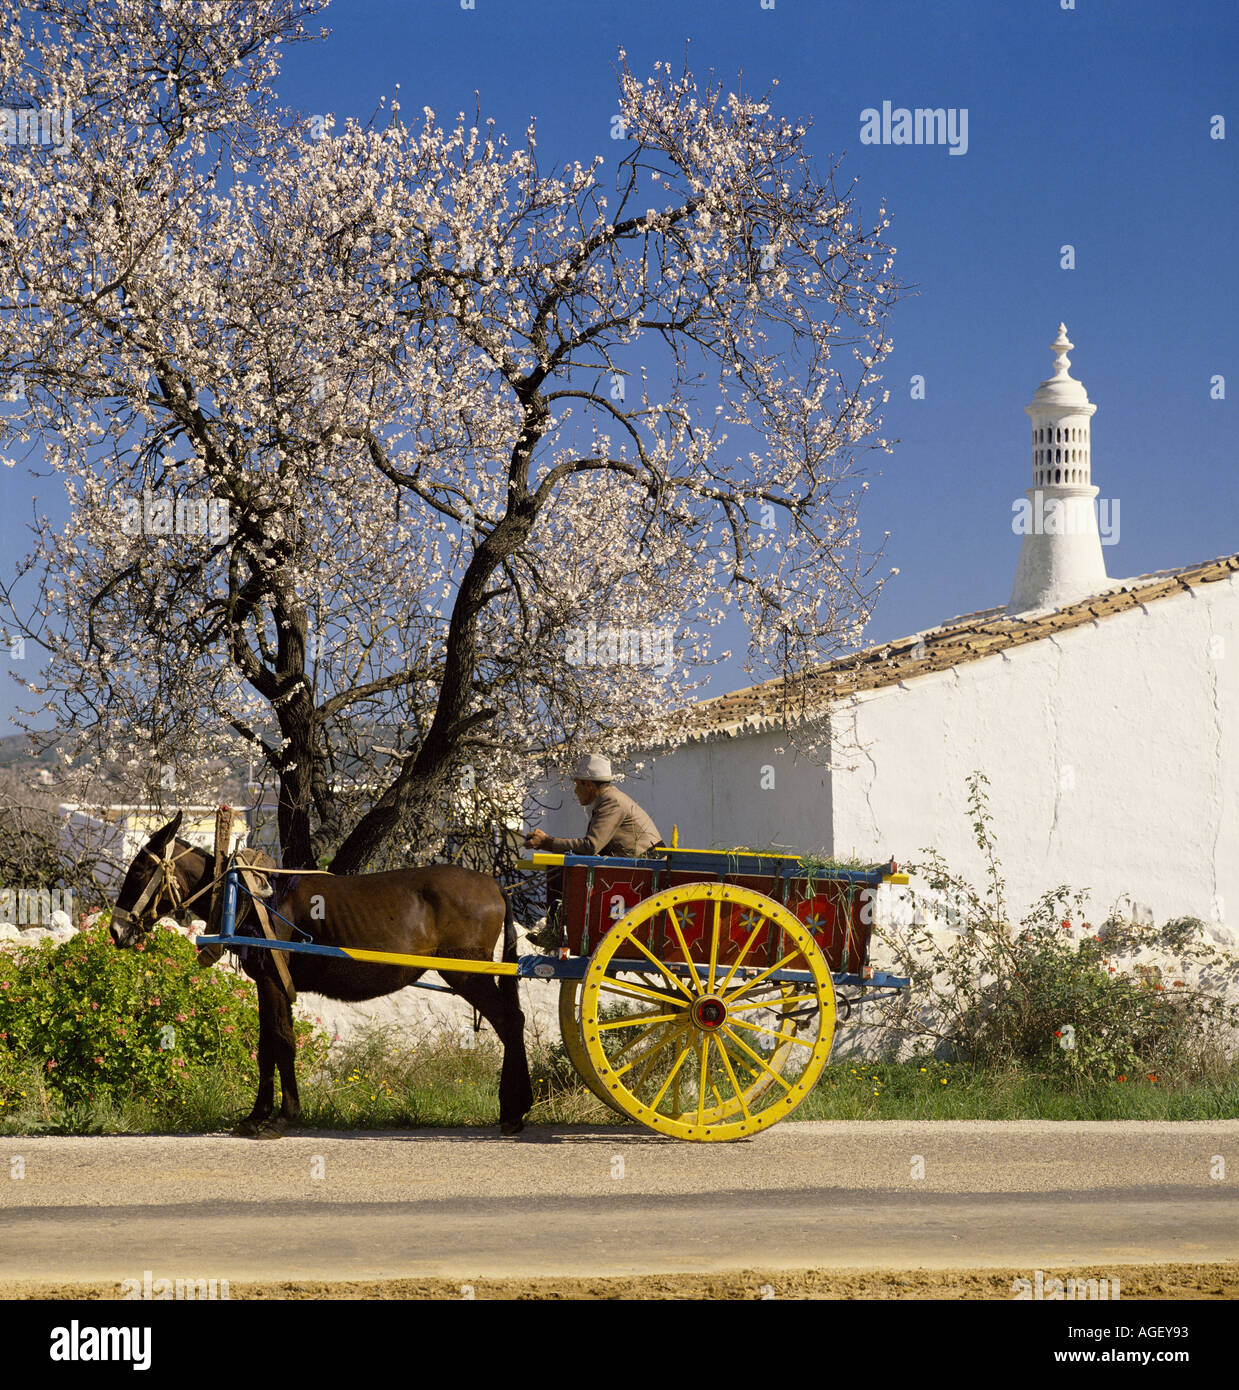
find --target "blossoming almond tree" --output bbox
[0,0,899,872]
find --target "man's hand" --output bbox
[523,828,550,850]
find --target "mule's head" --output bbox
[109,811,185,948]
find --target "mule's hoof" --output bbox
[500,1120,525,1136]
[254,1119,288,1140]
[234,1118,265,1138]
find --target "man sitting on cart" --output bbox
[523,753,665,949]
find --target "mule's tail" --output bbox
[501,889,517,964]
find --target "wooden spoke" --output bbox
[597,1011,683,1032]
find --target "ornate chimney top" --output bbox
[1008,325,1107,615]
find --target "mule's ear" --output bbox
[153,810,183,844]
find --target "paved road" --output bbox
[1,1122,1236,1282]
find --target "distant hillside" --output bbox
[0,722,412,803]
[0,764,61,815]
[0,732,59,774]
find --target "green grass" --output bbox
[2,1033,1236,1135]
[793,1057,1239,1121]
[0,1026,621,1134]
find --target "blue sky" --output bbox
[3,0,1236,730]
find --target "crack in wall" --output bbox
[845,696,885,853]
[859,733,880,852]
[1046,634,1066,859]
[1206,595,1224,919]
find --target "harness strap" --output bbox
[128,855,164,922]
[237,861,296,1003]
[135,840,215,918]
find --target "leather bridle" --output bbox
[114,838,214,933]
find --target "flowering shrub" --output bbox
[874,773,1239,1081]
[0,914,324,1108]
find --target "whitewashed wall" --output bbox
[527,730,837,858]
[830,576,1239,929]
[525,576,1237,934]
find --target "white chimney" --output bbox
[1008,324,1108,615]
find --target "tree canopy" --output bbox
[0,0,899,871]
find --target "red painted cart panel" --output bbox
[559,862,875,973]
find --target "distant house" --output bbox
[60,804,250,893]
[536,327,1239,931]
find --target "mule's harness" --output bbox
[228,855,304,1002]
[218,858,334,1005]
[132,840,328,1004]
[129,839,215,923]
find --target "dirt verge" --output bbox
[3,1262,1236,1300]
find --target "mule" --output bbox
[109,812,533,1137]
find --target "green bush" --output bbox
[873,773,1239,1083]
[0,914,326,1112]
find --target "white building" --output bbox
[536,327,1239,931]
[60,804,249,892]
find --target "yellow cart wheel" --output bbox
[697,978,812,1124]
[580,883,836,1141]
[557,978,631,1118]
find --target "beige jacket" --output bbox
[542,784,663,858]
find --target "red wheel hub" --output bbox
[690,995,727,1031]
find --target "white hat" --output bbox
[572,753,613,782]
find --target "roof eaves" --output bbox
[678,551,1239,739]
